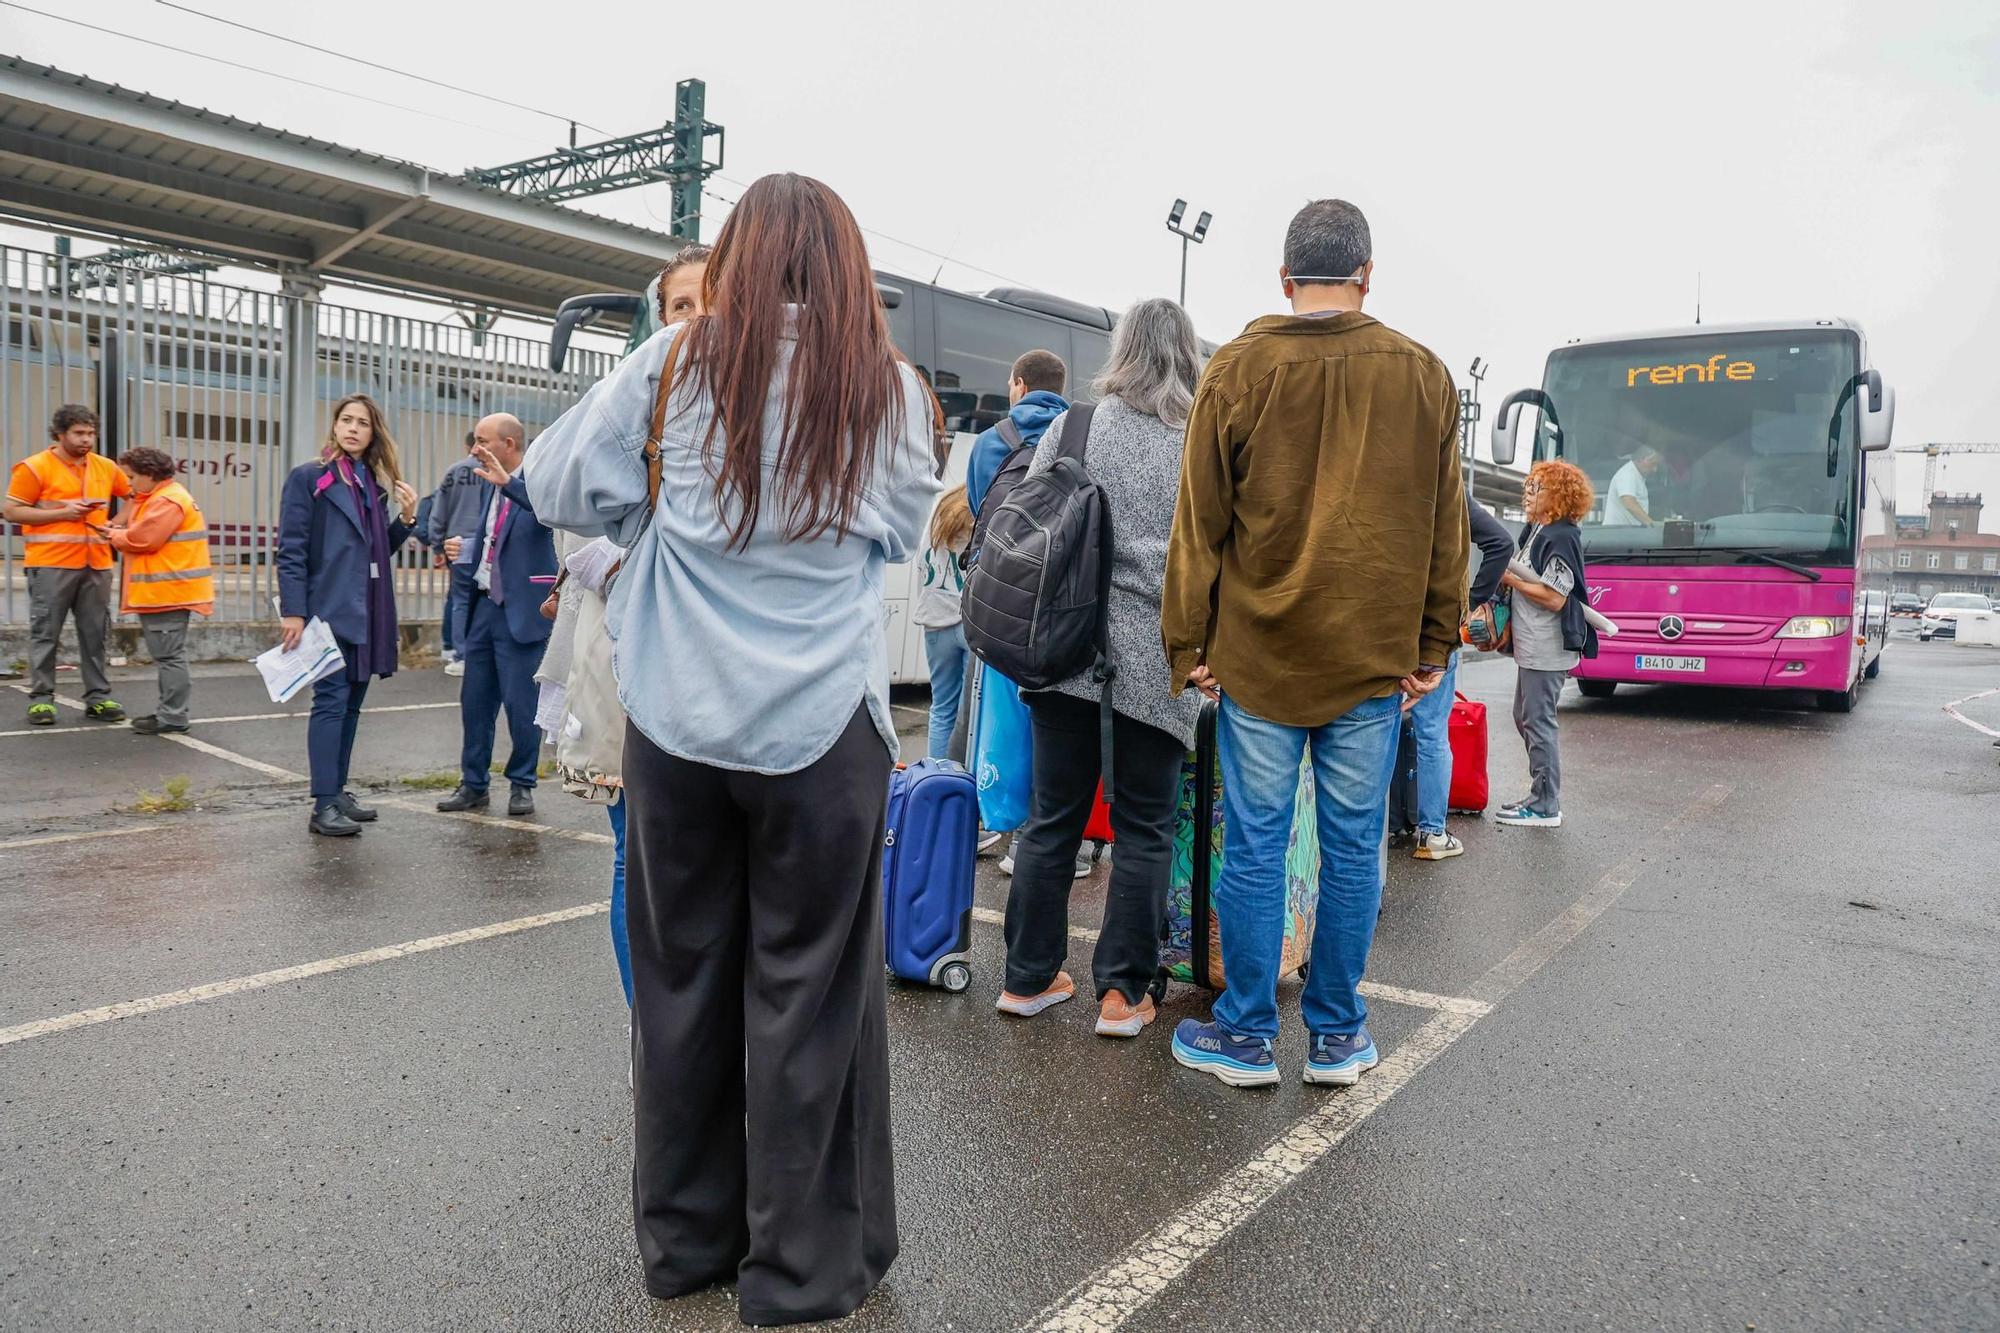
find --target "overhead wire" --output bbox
[0,1,534,146]
[709,173,1033,290]
[152,0,611,136]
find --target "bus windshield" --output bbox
[1537,329,1863,566]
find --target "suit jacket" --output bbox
[277,459,414,648]
[463,472,556,645]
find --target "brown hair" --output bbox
[928,484,972,552]
[320,393,404,492]
[118,448,179,481]
[51,403,99,437]
[1528,459,1594,524]
[654,243,713,324]
[677,173,905,549]
[1011,349,1066,395]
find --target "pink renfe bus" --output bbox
[1489,319,1897,712]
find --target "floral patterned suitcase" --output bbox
[1160,701,1319,989]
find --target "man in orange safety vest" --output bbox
[2,404,131,726]
[106,447,216,735]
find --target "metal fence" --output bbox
[2,245,616,625]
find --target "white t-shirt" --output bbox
[913,541,966,629]
[1604,459,1650,526]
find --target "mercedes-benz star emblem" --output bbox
[1658,616,1686,641]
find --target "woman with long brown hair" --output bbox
[276,393,419,836]
[528,173,940,1324]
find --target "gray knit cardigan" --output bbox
[1025,395,1203,748]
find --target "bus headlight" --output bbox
[1775,616,1851,638]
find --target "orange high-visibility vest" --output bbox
[121,480,215,612]
[11,449,126,570]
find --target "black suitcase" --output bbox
[1385,709,1420,845]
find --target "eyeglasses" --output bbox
[1522,482,1544,494]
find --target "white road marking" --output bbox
[1942,686,2000,740]
[381,797,615,845]
[0,701,456,739]
[0,806,297,852]
[157,731,305,781]
[968,909,1486,1016]
[0,824,159,851]
[1024,782,1732,1333]
[0,900,610,1049]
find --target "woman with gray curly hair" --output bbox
[996,296,1207,1039]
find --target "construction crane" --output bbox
[1894,442,2000,497]
[466,79,723,241]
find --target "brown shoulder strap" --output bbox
[643,326,691,513]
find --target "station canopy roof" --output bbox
[0,57,679,318]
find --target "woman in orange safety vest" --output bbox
[106,448,215,735]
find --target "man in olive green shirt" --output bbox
[1163,199,1467,1090]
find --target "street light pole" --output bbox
[1165,199,1212,308]
[1459,356,1487,466]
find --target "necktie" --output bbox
[486,496,512,604]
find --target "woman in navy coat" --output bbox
[277,393,419,836]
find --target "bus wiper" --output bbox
[1706,547,1824,581]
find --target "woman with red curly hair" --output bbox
[1496,459,1597,828]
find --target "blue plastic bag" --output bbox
[972,664,1032,832]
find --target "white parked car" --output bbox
[1918,593,1995,641]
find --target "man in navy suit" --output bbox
[436,413,555,816]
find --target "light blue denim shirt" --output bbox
[525,318,942,774]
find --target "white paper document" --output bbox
[254,616,346,703]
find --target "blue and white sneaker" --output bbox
[1304,1027,1380,1086]
[1494,806,1563,828]
[1171,1019,1281,1088]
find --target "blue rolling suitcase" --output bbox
[882,759,978,992]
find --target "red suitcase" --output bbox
[1084,781,1114,844]
[1447,692,1488,813]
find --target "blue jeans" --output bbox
[924,623,968,760]
[1211,691,1402,1041]
[1411,652,1460,835]
[443,564,476,654]
[608,798,632,1007]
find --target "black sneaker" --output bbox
[84,699,126,722]
[435,785,490,813]
[335,790,377,822]
[128,715,190,735]
[309,803,362,837]
[508,785,535,817]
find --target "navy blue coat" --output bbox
[277,459,414,649]
[461,472,556,645]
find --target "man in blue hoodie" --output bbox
[965,348,1069,516]
[956,347,1084,879]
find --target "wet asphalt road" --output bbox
[1,636,1995,1332]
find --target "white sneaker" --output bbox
[996,851,1093,879]
[1412,831,1464,860]
[444,659,466,677]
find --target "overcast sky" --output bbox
[6,0,1998,521]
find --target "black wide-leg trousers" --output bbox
[622,707,898,1326]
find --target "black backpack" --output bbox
[964,417,1032,569]
[960,404,1118,790]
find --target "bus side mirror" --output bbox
[1490,388,1549,467]
[1860,375,1894,451]
[549,292,645,372]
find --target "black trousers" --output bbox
[623,707,898,1326]
[1003,692,1185,1006]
